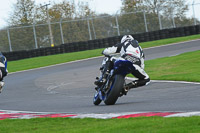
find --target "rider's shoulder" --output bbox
[131,39,139,43]
[129,40,139,47]
[115,43,123,47]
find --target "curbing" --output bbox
[1,110,200,120]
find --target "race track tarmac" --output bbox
[1,39,200,113]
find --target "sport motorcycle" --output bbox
[93,54,138,105]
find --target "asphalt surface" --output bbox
[1,39,200,113]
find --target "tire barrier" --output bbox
[3,25,200,61]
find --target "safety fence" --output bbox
[1,1,200,53]
[3,24,200,61]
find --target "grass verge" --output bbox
[8,34,200,73]
[145,50,200,82]
[141,34,200,48]
[1,117,200,132]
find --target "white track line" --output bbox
[144,39,200,50]
[125,77,200,85]
[151,80,200,85]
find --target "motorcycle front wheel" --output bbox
[93,90,102,105]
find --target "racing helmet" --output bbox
[121,35,134,43]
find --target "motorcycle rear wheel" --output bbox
[104,75,124,105]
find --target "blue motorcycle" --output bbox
[93,54,136,105]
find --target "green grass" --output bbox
[8,34,200,73]
[8,48,104,72]
[140,34,200,48]
[145,50,200,82]
[1,117,200,132]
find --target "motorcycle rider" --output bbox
[94,35,150,92]
[0,52,8,93]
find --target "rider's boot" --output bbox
[124,78,150,93]
[0,81,5,93]
[94,77,103,86]
[94,71,109,86]
[124,81,138,93]
[94,62,112,87]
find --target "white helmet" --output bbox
[121,35,134,43]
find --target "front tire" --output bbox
[104,75,124,105]
[93,91,102,105]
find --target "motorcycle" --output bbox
[93,54,137,105]
[0,81,4,93]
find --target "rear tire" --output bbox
[104,75,124,105]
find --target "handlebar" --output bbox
[103,53,121,58]
[103,54,112,58]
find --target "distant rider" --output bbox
[0,52,8,93]
[94,35,150,92]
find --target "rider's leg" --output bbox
[125,64,150,90]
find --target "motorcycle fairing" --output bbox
[114,60,135,77]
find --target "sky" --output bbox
[0,0,200,29]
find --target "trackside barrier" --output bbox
[3,25,200,61]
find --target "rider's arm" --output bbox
[103,43,123,55]
[103,46,117,55]
[138,46,145,69]
[139,46,145,59]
